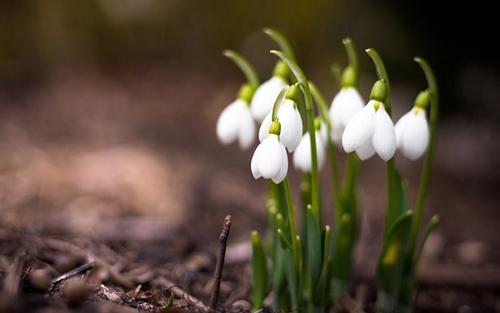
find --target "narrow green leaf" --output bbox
[313,225,331,307]
[251,231,268,309]
[397,215,440,312]
[385,170,410,237]
[331,213,352,295]
[376,211,413,313]
[415,215,440,267]
[306,206,322,289]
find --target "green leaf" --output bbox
[397,215,440,312]
[331,213,352,295]
[251,231,268,310]
[313,225,331,307]
[376,211,413,313]
[278,229,300,313]
[385,170,410,237]
[415,215,440,265]
[306,206,322,289]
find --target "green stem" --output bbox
[271,87,289,121]
[272,50,321,221]
[343,38,359,72]
[309,82,341,199]
[366,48,396,238]
[223,50,260,89]
[342,153,359,196]
[264,28,297,62]
[283,177,300,268]
[409,57,439,256]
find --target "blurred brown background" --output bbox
[1,0,499,290]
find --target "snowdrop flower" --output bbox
[293,127,326,173]
[250,62,289,122]
[259,98,302,152]
[216,86,256,150]
[251,121,288,183]
[329,87,364,144]
[395,91,430,160]
[342,80,396,161]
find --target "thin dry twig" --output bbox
[51,261,95,285]
[209,215,232,311]
[153,276,210,312]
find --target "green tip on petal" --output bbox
[269,120,281,135]
[285,83,301,102]
[370,79,387,102]
[414,90,431,110]
[238,84,255,103]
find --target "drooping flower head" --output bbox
[251,120,288,183]
[250,61,289,122]
[395,90,430,160]
[216,84,256,150]
[342,79,396,161]
[258,85,303,152]
[329,87,364,143]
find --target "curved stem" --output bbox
[264,28,297,62]
[366,48,392,113]
[343,38,359,72]
[409,57,439,256]
[272,50,321,221]
[223,50,260,89]
[366,48,396,238]
[271,87,289,121]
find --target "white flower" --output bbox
[329,87,365,144]
[216,99,256,149]
[293,131,326,172]
[259,99,303,152]
[342,100,396,161]
[250,76,288,122]
[251,134,288,183]
[394,107,429,160]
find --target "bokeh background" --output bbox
[1,0,499,308]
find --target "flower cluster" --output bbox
[215,30,438,313]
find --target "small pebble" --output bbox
[457,240,487,266]
[29,269,52,291]
[63,278,89,306]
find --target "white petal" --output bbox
[355,139,376,160]
[329,87,364,142]
[272,144,288,183]
[250,77,288,122]
[293,133,311,172]
[277,99,303,152]
[238,107,256,149]
[293,132,325,172]
[316,133,326,170]
[342,100,376,153]
[331,125,344,144]
[258,112,272,142]
[319,123,328,143]
[216,100,245,145]
[401,110,429,160]
[250,142,263,179]
[394,110,413,147]
[253,135,284,179]
[372,105,396,161]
